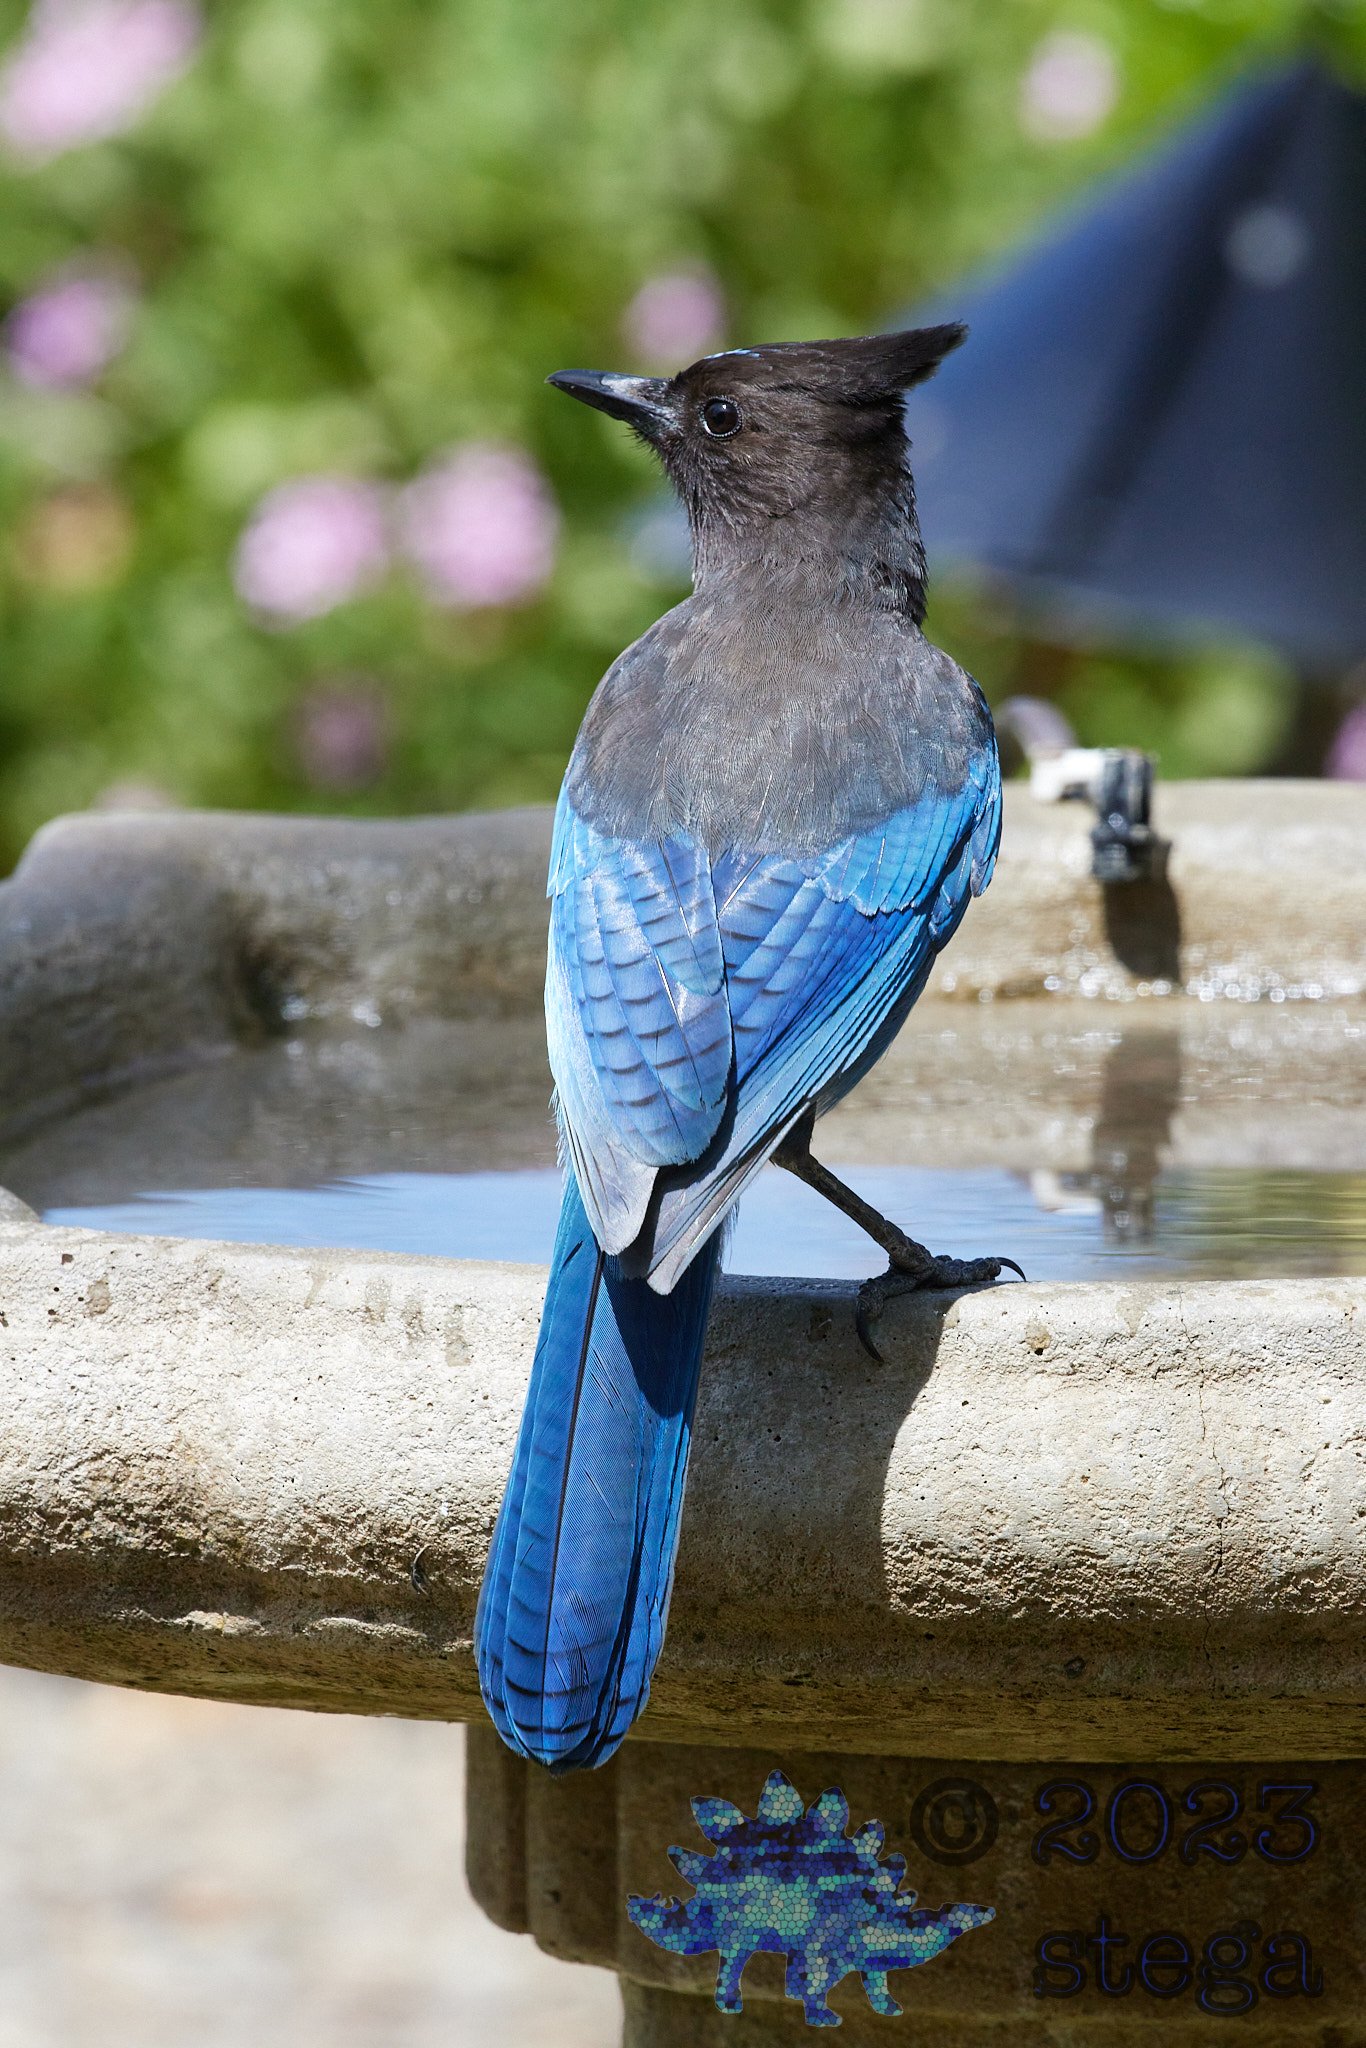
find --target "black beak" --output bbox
[547,368,675,434]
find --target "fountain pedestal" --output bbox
[468,1728,1364,2041]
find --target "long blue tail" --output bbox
[474,1174,719,1772]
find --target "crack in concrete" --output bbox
[1193,1386,1230,1693]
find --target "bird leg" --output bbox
[771,1110,1024,1362]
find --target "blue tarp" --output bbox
[907,61,1366,668]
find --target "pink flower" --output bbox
[1020,31,1118,144]
[0,0,201,163]
[233,477,389,624]
[293,679,388,792]
[399,443,558,609]
[5,266,133,387]
[1327,702,1366,782]
[623,270,725,368]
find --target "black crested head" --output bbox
[548,325,966,620]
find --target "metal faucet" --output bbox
[997,698,1159,885]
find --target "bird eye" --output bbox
[700,396,742,439]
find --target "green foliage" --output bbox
[0,0,1354,869]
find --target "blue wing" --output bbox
[546,747,1000,1286]
[547,791,731,1253]
[647,748,1000,1288]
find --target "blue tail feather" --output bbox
[475,1174,718,1772]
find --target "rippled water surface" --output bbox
[37,1161,1366,1281]
[6,1001,1365,1280]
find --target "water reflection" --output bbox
[1041,1026,1183,1245]
[37,1159,1366,1285]
[6,1004,1365,1283]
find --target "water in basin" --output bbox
[29,1160,1366,1283]
[4,1002,1365,1282]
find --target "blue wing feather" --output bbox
[547,792,731,1251]
[647,892,940,1287]
[548,745,1000,1282]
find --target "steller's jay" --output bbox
[475,326,1019,1773]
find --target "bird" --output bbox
[474,325,1018,1775]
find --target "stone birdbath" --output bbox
[0,782,1364,2043]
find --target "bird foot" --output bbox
[856,1253,1025,1362]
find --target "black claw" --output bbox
[855,1302,885,1364]
[855,1250,1025,1361]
